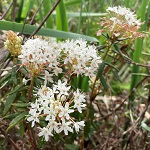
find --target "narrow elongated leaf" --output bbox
[81,76,89,92]
[97,62,108,90]
[8,83,25,95]
[3,112,20,119]
[0,72,11,85]
[36,0,44,21]
[65,144,79,150]
[99,75,108,91]
[52,12,107,17]
[130,0,150,101]
[3,93,17,116]
[0,80,9,89]
[65,0,81,6]
[132,73,150,77]
[0,20,98,42]
[15,0,24,22]
[43,0,53,28]
[112,70,122,82]
[98,62,105,75]
[21,0,34,18]
[6,111,28,131]
[56,0,68,32]
[105,62,119,72]
[12,102,30,107]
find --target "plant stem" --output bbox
[27,75,34,102]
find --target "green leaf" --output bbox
[43,0,53,28]
[113,43,120,52]
[0,80,9,89]
[130,0,150,101]
[99,75,108,91]
[0,72,11,85]
[65,144,80,150]
[56,0,68,32]
[19,121,25,137]
[38,136,45,149]
[3,112,20,119]
[12,102,30,107]
[6,111,28,132]
[0,20,98,42]
[81,76,89,92]
[112,70,122,82]
[97,62,108,91]
[21,0,34,19]
[84,120,91,138]
[15,0,24,22]
[132,73,150,77]
[52,12,107,18]
[54,133,66,142]
[98,62,105,75]
[105,62,119,72]
[8,83,25,95]
[3,93,17,116]
[141,121,150,132]
[65,0,81,6]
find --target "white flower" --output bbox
[53,80,70,96]
[73,89,86,113]
[27,112,40,127]
[44,70,53,84]
[73,89,86,103]
[47,119,60,133]
[22,78,28,85]
[59,119,73,135]
[38,127,53,141]
[58,102,74,120]
[74,121,85,132]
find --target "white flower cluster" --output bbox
[97,6,144,39]
[18,38,62,75]
[61,39,102,77]
[107,6,142,27]
[19,38,102,79]
[27,80,86,141]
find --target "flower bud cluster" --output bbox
[97,6,145,41]
[27,80,86,141]
[4,30,22,56]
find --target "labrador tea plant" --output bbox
[0,5,148,150]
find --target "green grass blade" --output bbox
[77,0,83,33]
[130,0,150,101]
[65,0,81,6]
[56,0,68,32]
[36,0,44,22]
[15,0,24,22]
[21,0,34,19]
[52,12,107,18]
[6,111,28,132]
[0,20,99,42]
[43,0,53,28]
[124,0,130,7]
